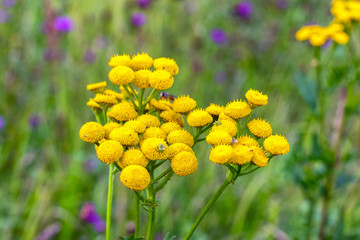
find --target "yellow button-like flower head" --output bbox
[137,114,161,128]
[229,145,253,165]
[86,81,107,93]
[209,145,234,164]
[167,143,195,159]
[172,95,197,113]
[108,66,135,85]
[160,110,184,127]
[133,69,152,88]
[236,135,259,147]
[79,122,105,143]
[96,140,123,164]
[120,148,148,168]
[263,135,290,155]
[205,103,224,116]
[212,120,237,137]
[251,146,269,167]
[187,109,213,127]
[171,151,198,176]
[247,119,272,138]
[93,94,118,109]
[224,100,252,119]
[141,137,169,160]
[103,122,122,139]
[109,54,131,67]
[150,99,171,111]
[131,53,153,70]
[123,120,147,133]
[107,102,137,122]
[103,89,124,101]
[167,129,194,147]
[153,57,179,76]
[160,122,182,135]
[331,32,349,45]
[245,89,268,107]
[109,127,139,146]
[149,70,174,90]
[206,130,232,146]
[120,165,150,191]
[142,127,167,140]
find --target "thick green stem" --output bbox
[123,85,139,110]
[146,163,156,240]
[134,194,140,238]
[155,170,174,192]
[184,179,231,240]
[106,164,115,240]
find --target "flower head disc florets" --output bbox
[87,81,107,93]
[171,151,198,176]
[108,66,135,85]
[109,54,132,67]
[79,122,105,143]
[187,109,213,127]
[120,165,150,191]
[172,95,197,114]
[247,118,272,138]
[131,53,153,70]
[263,134,290,155]
[153,57,179,76]
[148,70,174,90]
[224,100,252,119]
[245,89,268,107]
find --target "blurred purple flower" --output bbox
[214,71,228,84]
[36,222,61,240]
[126,221,135,235]
[131,12,146,27]
[210,28,227,45]
[276,0,288,9]
[84,49,96,64]
[29,114,41,129]
[2,0,15,7]
[80,203,105,232]
[0,115,5,130]
[322,39,332,49]
[138,0,151,8]
[83,157,97,172]
[53,16,74,32]
[235,1,253,20]
[0,9,9,23]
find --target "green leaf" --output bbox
[294,71,317,111]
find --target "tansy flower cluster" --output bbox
[205,89,289,169]
[295,1,360,47]
[79,53,289,196]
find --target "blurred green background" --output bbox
[1,0,359,239]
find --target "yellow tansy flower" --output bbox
[209,145,234,164]
[160,110,184,127]
[131,53,153,70]
[133,69,152,88]
[103,122,122,139]
[109,54,131,67]
[86,81,107,93]
[109,127,139,146]
[224,100,252,119]
[236,135,259,147]
[93,94,118,109]
[120,148,148,168]
[245,89,268,107]
[150,99,171,111]
[187,109,213,127]
[167,143,195,159]
[205,103,224,116]
[103,89,124,101]
[251,146,269,167]
[171,152,198,176]
[120,165,150,191]
[160,122,182,135]
[247,119,272,138]
[137,114,161,128]
[96,140,123,164]
[140,137,169,160]
[206,130,233,146]
[142,127,167,140]
[263,135,290,155]
[123,120,147,133]
[107,102,138,122]
[229,145,253,165]
[79,122,105,143]
[153,57,179,76]
[167,129,194,147]
[148,70,174,90]
[87,98,102,114]
[108,66,135,85]
[212,120,237,137]
[172,95,197,114]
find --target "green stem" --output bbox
[146,163,156,240]
[155,170,174,192]
[239,166,260,176]
[128,83,139,101]
[95,113,102,123]
[134,194,140,238]
[239,112,252,136]
[139,88,146,114]
[153,167,172,183]
[153,160,167,169]
[184,179,231,240]
[134,190,151,203]
[306,198,315,240]
[143,89,159,107]
[106,164,115,240]
[123,85,139,111]
[236,119,242,138]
